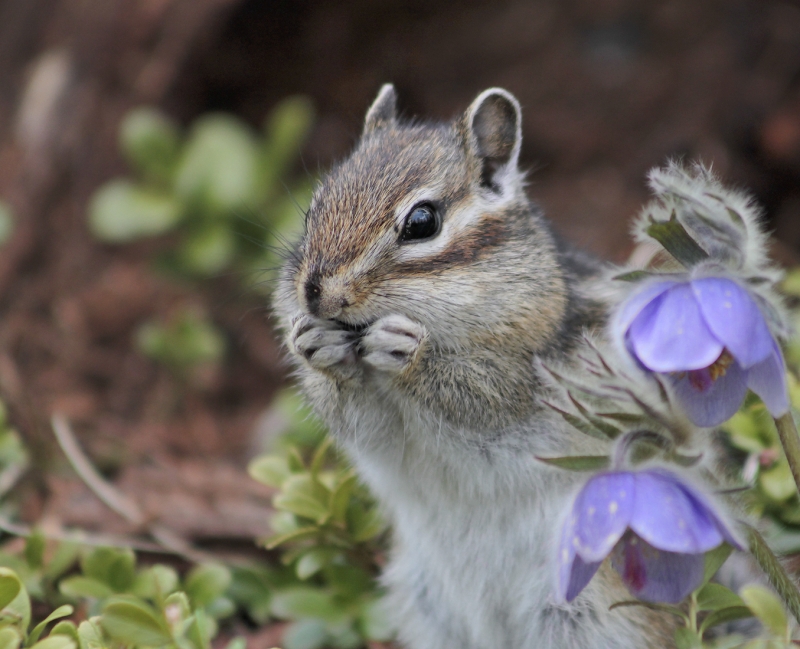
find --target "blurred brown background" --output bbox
[0,0,799,553]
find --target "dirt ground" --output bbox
[1,0,800,644]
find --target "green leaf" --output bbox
[177,224,236,276]
[296,549,338,581]
[543,402,609,441]
[0,201,13,246]
[325,564,373,599]
[282,620,327,649]
[612,270,658,282]
[101,597,172,647]
[535,455,610,472]
[23,534,44,571]
[28,636,75,649]
[270,588,346,624]
[120,107,181,182]
[224,638,246,649]
[0,571,29,631]
[263,96,315,182]
[29,606,74,645]
[309,437,333,477]
[248,455,291,488]
[132,565,179,601]
[163,591,191,629]
[43,544,79,581]
[175,114,262,215]
[264,527,320,550]
[701,544,733,586]
[698,605,754,635]
[75,619,106,649]
[184,564,231,609]
[781,269,800,298]
[269,511,300,536]
[0,627,21,649]
[185,609,212,649]
[204,596,234,620]
[328,625,360,649]
[88,180,183,242]
[226,565,273,625]
[59,577,114,600]
[608,600,687,621]
[673,627,702,649]
[646,214,709,266]
[696,583,744,612]
[329,473,357,525]
[739,585,787,637]
[567,395,622,439]
[274,475,331,524]
[136,310,225,374]
[0,569,23,612]
[595,412,649,426]
[47,622,78,643]
[83,547,136,586]
[760,461,797,502]
[357,597,395,642]
[347,505,386,543]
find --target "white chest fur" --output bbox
[333,396,656,649]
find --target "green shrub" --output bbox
[88,97,315,284]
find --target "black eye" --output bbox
[400,204,440,243]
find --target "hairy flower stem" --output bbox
[746,524,800,626]
[774,412,800,496]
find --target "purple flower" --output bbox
[558,468,741,603]
[616,276,788,427]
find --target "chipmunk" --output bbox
[274,86,676,648]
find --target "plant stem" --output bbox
[688,591,698,632]
[774,412,800,496]
[745,523,800,626]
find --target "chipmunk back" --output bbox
[274,85,675,648]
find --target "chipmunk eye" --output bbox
[400,204,440,243]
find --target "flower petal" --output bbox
[627,284,723,372]
[572,472,635,562]
[611,536,705,604]
[614,280,679,335]
[747,343,790,418]
[630,470,725,553]
[669,360,749,427]
[557,507,602,602]
[563,554,603,603]
[691,277,774,369]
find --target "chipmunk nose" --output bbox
[303,273,352,319]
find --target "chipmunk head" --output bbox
[282,85,568,351]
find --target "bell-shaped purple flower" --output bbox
[558,468,741,603]
[615,276,789,427]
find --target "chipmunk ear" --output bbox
[463,88,522,191]
[363,84,397,135]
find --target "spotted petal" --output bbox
[572,472,635,562]
[692,277,773,369]
[611,536,705,604]
[629,470,726,553]
[627,284,723,373]
[747,342,790,418]
[669,360,749,428]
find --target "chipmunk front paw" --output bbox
[289,314,359,380]
[360,314,427,374]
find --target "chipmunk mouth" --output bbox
[333,318,373,334]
